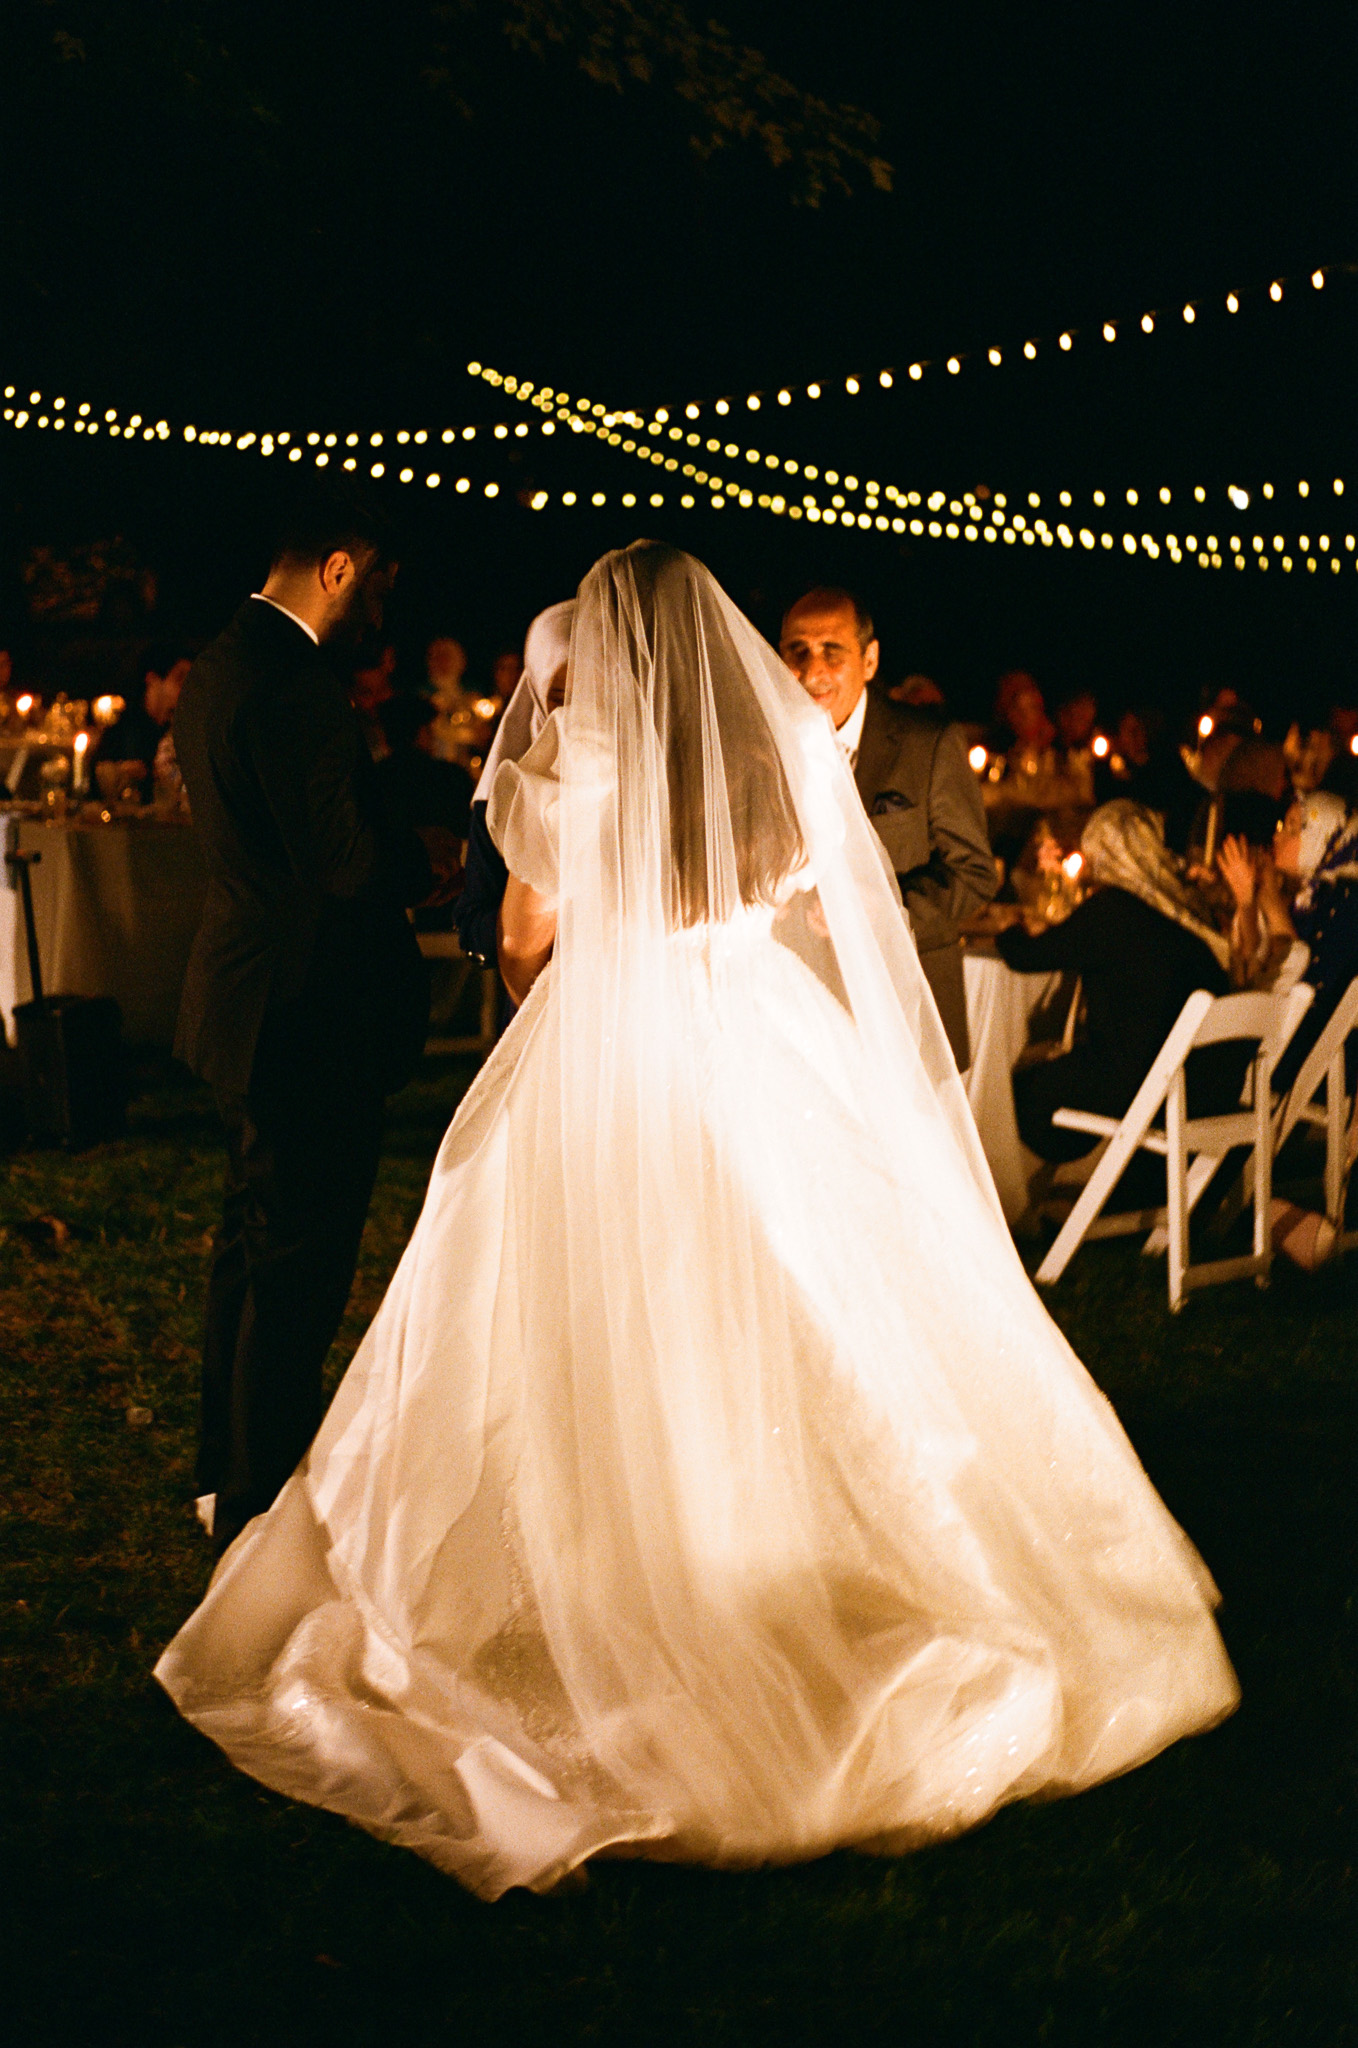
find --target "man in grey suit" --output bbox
[780,587,997,1068]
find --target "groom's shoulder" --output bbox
[183,601,327,718]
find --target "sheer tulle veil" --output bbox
[155,540,1237,1900]
[551,539,1000,1210]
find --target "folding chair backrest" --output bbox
[1188,983,1313,1060]
[1276,974,1358,1142]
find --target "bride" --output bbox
[157,542,1238,1900]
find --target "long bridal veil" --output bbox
[157,543,1237,1899]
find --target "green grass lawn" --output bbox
[1,1057,1354,2047]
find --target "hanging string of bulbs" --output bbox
[1,385,1353,575]
[591,257,1353,421]
[465,357,1350,531]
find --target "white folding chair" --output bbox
[1035,984,1315,1310]
[416,928,500,1058]
[1227,974,1358,1255]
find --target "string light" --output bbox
[507,258,1355,422]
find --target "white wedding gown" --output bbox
[157,548,1238,1900]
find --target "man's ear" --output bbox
[319,549,355,599]
[863,638,881,683]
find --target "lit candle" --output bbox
[73,730,90,794]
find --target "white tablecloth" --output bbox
[1,815,206,1049]
[963,945,1066,1223]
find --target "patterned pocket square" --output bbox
[871,789,914,815]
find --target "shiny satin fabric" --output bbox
[157,545,1238,1898]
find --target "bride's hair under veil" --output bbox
[609,542,806,928]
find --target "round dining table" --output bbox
[1,810,207,1050]
[961,940,1069,1223]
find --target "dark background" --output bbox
[1,0,1354,724]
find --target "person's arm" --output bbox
[252,664,434,906]
[451,803,510,965]
[900,723,998,948]
[995,891,1106,971]
[497,875,556,1006]
[1217,834,1261,986]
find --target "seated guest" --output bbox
[1215,793,1300,990]
[375,693,474,839]
[95,638,194,785]
[426,634,471,762]
[351,641,398,760]
[780,587,996,1068]
[888,672,945,709]
[1239,792,1358,1097]
[452,602,573,983]
[997,799,1231,1162]
[1283,716,1337,796]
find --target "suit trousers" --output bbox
[199,1015,388,1550]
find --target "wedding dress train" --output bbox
[157,545,1238,1899]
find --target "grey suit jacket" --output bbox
[853,693,997,1067]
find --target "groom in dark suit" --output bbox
[781,587,996,1067]
[175,485,459,1551]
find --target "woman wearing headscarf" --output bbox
[450,599,574,976]
[997,798,1232,1163]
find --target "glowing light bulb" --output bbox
[968,745,988,772]
[1159,487,1171,504]
[426,473,440,488]
[1023,342,1037,359]
[1198,714,1214,739]
[1269,281,1283,301]
[716,399,730,415]
[1194,486,1206,502]
[1335,479,1345,495]
[879,371,893,388]
[807,384,821,399]
[845,377,860,394]
[1126,488,1138,506]
[988,348,1001,366]
[466,360,482,375]
[1140,314,1154,333]
[1312,269,1325,289]
[945,357,960,375]
[1299,480,1310,497]
[1226,293,1239,312]
[909,364,924,380]
[1229,485,1250,509]
[16,694,34,715]
[685,403,700,419]
[1058,332,1073,351]
[1092,734,1109,759]
[1102,323,1116,342]
[747,395,760,410]
[1183,304,1196,323]
[1062,852,1084,880]
[778,389,792,404]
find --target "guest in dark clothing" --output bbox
[95,637,194,782]
[998,800,1231,1161]
[375,693,474,838]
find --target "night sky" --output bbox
[1,0,1353,721]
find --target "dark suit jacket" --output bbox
[174,599,433,1099]
[853,693,998,1066]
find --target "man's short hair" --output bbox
[783,586,875,650]
[270,481,395,572]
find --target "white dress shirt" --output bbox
[251,593,320,646]
[835,686,869,770]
